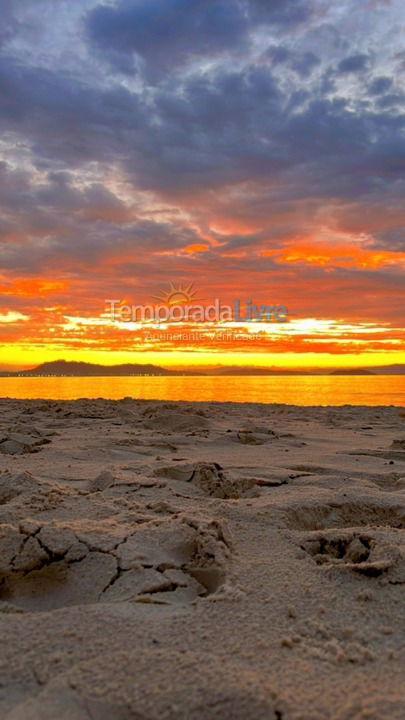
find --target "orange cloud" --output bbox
[0,279,69,298]
[183,243,209,253]
[263,243,405,270]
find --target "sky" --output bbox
[0,0,404,370]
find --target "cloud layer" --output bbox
[0,0,404,366]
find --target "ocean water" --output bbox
[0,374,404,406]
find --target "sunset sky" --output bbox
[0,0,404,370]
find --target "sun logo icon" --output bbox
[152,281,199,307]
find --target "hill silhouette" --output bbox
[0,360,198,377]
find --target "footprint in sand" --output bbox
[154,461,257,498]
[0,515,233,611]
[301,528,405,580]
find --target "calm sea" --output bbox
[0,375,404,406]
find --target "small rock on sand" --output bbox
[88,470,116,492]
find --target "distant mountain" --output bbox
[330,369,374,375]
[0,360,200,377]
[217,367,312,375]
[1,360,404,377]
[331,365,405,375]
[367,364,405,375]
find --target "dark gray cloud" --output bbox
[86,0,248,76]
[0,50,403,203]
[0,0,19,48]
[337,53,369,73]
[0,55,142,167]
[366,227,405,252]
[369,76,392,95]
[265,45,320,77]
[248,0,313,26]
[86,0,314,78]
[370,225,405,252]
[376,92,404,109]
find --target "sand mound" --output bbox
[0,431,50,455]
[142,408,209,433]
[284,498,405,530]
[5,650,279,720]
[391,437,405,450]
[236,428,276,444]
[335,696,405,720]
[0,471,40,504]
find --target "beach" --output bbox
[0,398,404,719]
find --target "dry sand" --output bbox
[0,398,404,719]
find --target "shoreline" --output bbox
[0,397,404,410]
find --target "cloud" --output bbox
[0,55,144,169]
[367,228,405,252]
[0,311,29,323]
[0,36,403,212]
[0,49,403,268]
[369,75,393,95]
[265,45,320,77]
[0,1,19,49]
[86,0,247,76]
[248,0,313,26]
[86,0,314,78]
[337,53,369,73]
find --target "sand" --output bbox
[0,398,404,719]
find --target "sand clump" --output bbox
[141,406,210,433]
[155,461,256,498]
[0,471,40,504]
[87,470,116,493]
